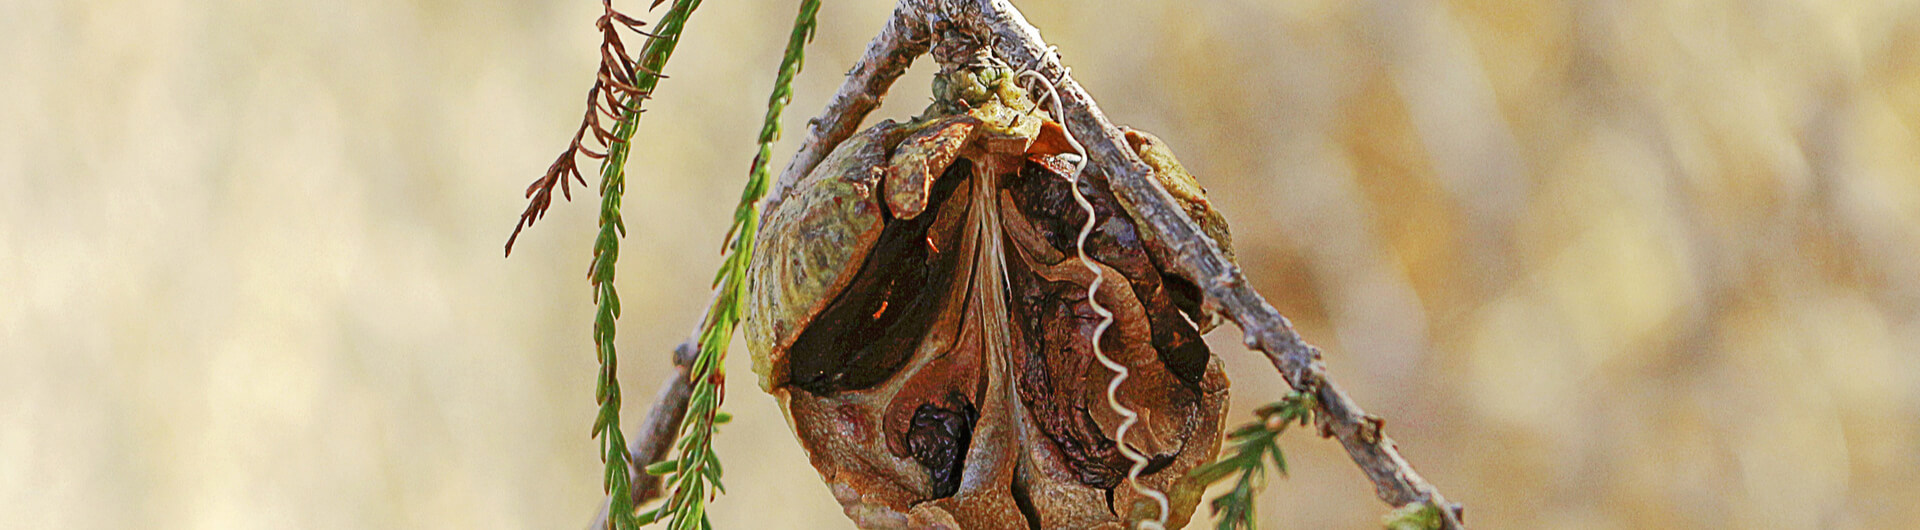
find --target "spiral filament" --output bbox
[1018,68,1171,530]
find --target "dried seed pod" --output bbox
[746,64,1234,529]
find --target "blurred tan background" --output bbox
[5,0,1919,528]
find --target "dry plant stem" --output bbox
[590,341,698,530]
[765,1,1464,527]
[762,0,932,214]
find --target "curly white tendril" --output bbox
[1017,64,1170,530]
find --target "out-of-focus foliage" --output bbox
[2,0,1916,529]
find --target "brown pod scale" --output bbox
[745,64,1235,529]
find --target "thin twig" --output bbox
[761,0,934,216]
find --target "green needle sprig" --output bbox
[590,108,639,530]
[637,2,820,529]
[1383,502,1446,530]
[572,1,705,529]
[1191,391,1319,530]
